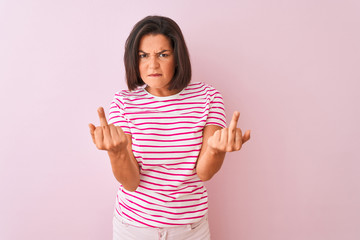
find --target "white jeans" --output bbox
[113,213,211,240]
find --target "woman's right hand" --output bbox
[88,107,128,153]
[89,107,139,191]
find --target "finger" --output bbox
[242,130,251,143]
[97,107,108,126]
[109,124,119,144]
[102,125,112,148]
[112,125,129,149]
[116,126,128,143]
[234,128,242,151]
[94,127,104,149]
[220,128,228,145]
[213,129,221,142]
[208,129,221,146]
[227,112,239,146]
[228,111,240,131]
[228,111,240,141]
[219,128,233,152]
[88,123,96,144]
[115,125,125,135]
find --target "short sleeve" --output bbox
[108,94,131,135]
[206,92,227,128]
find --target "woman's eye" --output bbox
[159,53,168,58]
[139,54,147,58]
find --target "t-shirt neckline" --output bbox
[143,85,186,100]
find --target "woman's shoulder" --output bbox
[113,86,147,100]
[185,82,222,96]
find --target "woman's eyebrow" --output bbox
[138,50,171,54]
[157,50,171,54]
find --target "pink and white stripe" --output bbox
[108,82,226,227]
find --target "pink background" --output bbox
[1,0,359,239]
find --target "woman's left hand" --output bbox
[207,111,250,153]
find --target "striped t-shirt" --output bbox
[108,82,226,228]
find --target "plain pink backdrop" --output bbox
[1,0,359,239]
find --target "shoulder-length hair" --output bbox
[124,15,191,91]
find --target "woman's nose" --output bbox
[149,56,160,69]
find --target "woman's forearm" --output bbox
[196,147,226,181]
[108,150,140,191]
[89,108,140,191]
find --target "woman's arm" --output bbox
[107,134,140,191]
[196,111,250,181]
[89,107,140,191]
[196,125,226,181]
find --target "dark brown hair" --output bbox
[124,16,191,91]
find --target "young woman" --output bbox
[89,15,250,240]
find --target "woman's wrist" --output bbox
[107,149,129,163]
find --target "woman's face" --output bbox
[138,34,176,96]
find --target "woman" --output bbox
[89,15,250,240]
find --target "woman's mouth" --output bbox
[148,74,162,77]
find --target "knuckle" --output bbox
[103,140,112,149]
[96,142,104,150]
[113,140,122,147]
